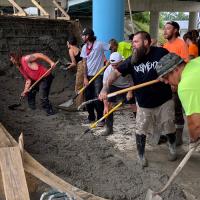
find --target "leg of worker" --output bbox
[173,93,184,146]
[93,75,104,120]
[159,99,177,161]
[75,61,84,108]
[39,74,54,115]
[85,77,96,121]
[135,105,150,168]
[102,102,114,136]
[27,87,37,110]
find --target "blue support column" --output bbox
[93,0,124,45]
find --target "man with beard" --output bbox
[163,21,189,146]
[99,31,177,168]
[81,27,110,125]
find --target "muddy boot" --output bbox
[102,114,113,136]
[158,135,168,145]
[135,134,148,168]
[166,133,177,161]
[176,127,183,146]
[45,104,55,116]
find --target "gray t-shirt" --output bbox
[80,40,110,76]
[103,65,133,88]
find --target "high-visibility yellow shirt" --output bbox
[117,41,132,59]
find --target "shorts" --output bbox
[136,99,175,135]
[108,85,135,104]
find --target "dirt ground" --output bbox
[0,67,200,200]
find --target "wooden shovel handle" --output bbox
[157,146,196,195]
[78,62,110,95]
[107,79,160,98]
[28,60,59,92]
[90,101,123,129]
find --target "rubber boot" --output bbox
[158,135,168,145]
[166,133,177,161]
[45,103,55,116]
[176,127,183,146]
[135,134,148,168]
[102,113,113,136]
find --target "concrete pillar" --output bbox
[93,0,124,44]
[189,12,198,30]
[149,11,160,41]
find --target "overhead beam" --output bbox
[68,0,91,7]
[125,0,200,12]
[1,0,200,13]
[31,0,49,17]
[7,0,27,16]
[52,0,70,20]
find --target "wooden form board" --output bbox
[0,123,107,200]
[0,147,30,200]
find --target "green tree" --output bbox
[161,12,189,21]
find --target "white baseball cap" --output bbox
[109,52,123,64]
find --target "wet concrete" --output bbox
[0,68,199,200]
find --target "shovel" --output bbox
[78,79,160,110]
[8,96,24,110]
[74,101,123,142]
[8,61,59,110]
[145,141,200,200]
[84,100,123,134]
[58,62,110,109]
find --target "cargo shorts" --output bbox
[136,99,176,135]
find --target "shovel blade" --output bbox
[145,189,162,200]
[58,99,74,108]
[8,103,21,110]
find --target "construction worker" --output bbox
[156,53,200,146]
[99,31,177,168]
[183,30,199,60]
[163,21,189,146]
[101,52,134,136]
[66,36,84,108]
[109,34,134,59]
[80,27,110,125]
[163,21,189,62]
[109,38,118,54]
[9,51,56,115]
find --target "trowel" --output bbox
[145,141,200,200]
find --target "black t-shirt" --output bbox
[117,46,172,108]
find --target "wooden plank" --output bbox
[52,0,70,20]
[0,147,30,200]
[31,0,49,17]
[0,123,107,200]
[7,0,27,16]
[0,125,13,148]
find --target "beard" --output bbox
[131,45,147,64]
[164,32,173,40]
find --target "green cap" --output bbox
[156,53,184,77]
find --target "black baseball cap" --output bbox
[166,21,180,36]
